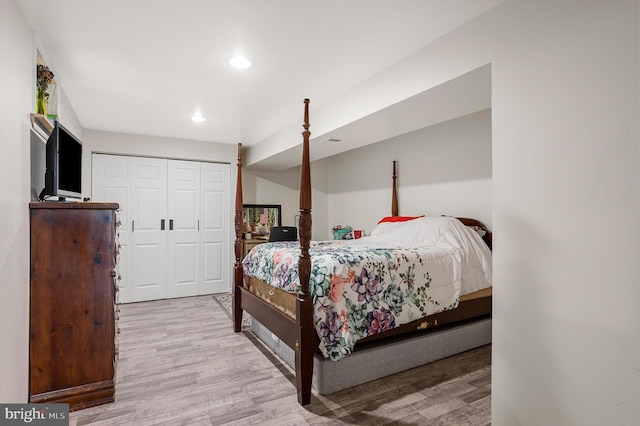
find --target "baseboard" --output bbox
[30,379,115,412]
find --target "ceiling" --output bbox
[18,0,501,169]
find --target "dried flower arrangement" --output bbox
[36,63,55,94]
[36,64,55,115]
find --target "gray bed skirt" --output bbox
[250,316,492,395]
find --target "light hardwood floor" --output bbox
[70,295,491,425]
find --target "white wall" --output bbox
[0,0,34,402]
[310,160,330,241]
[244,109,491,241]
[243,168,300,226]
[243,162,330,241]
[489,2,639,424]
[321,109,491,235]
[56,88,82,139]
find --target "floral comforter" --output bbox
[242,216,492,361]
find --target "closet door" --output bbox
[201,162,230,294]
[93,154,230,302]
[130,157,168,302]
[93,154,168,302]
[92,154,131,303]
[167,160,201,298]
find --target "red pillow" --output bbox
[377,215,424,224]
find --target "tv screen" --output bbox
[39,121,82,201]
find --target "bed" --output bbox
[232,99,492,405]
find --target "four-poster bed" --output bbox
[233,99,492,405]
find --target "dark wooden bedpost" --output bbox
[295,98,315,405]
[233,143,244,332]
[391,160,398,217]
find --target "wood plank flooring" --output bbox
[69,295,491,425]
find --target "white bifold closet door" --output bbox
[92,154,230,303]
[131,156,168,302]
[199,162,229,296]
[167,160,200,299]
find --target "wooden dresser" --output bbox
[29,202,119,411]
[243,238,267,257]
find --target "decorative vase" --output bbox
[36,90,47,115]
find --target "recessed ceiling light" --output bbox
[191,114,206,123]
[228,55,252,69]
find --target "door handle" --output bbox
[132,220,135,232]
[169,219,173,230]
[161,219,165,230]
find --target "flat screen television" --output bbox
[39,121,83,201]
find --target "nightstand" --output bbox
[243,238,267,257]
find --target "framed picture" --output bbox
[242,204,282,238]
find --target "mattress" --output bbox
[247,275,491,321]
[242,217,492,360]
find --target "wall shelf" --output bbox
[30,113,54,139]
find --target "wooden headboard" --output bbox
[455,217,492,250]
